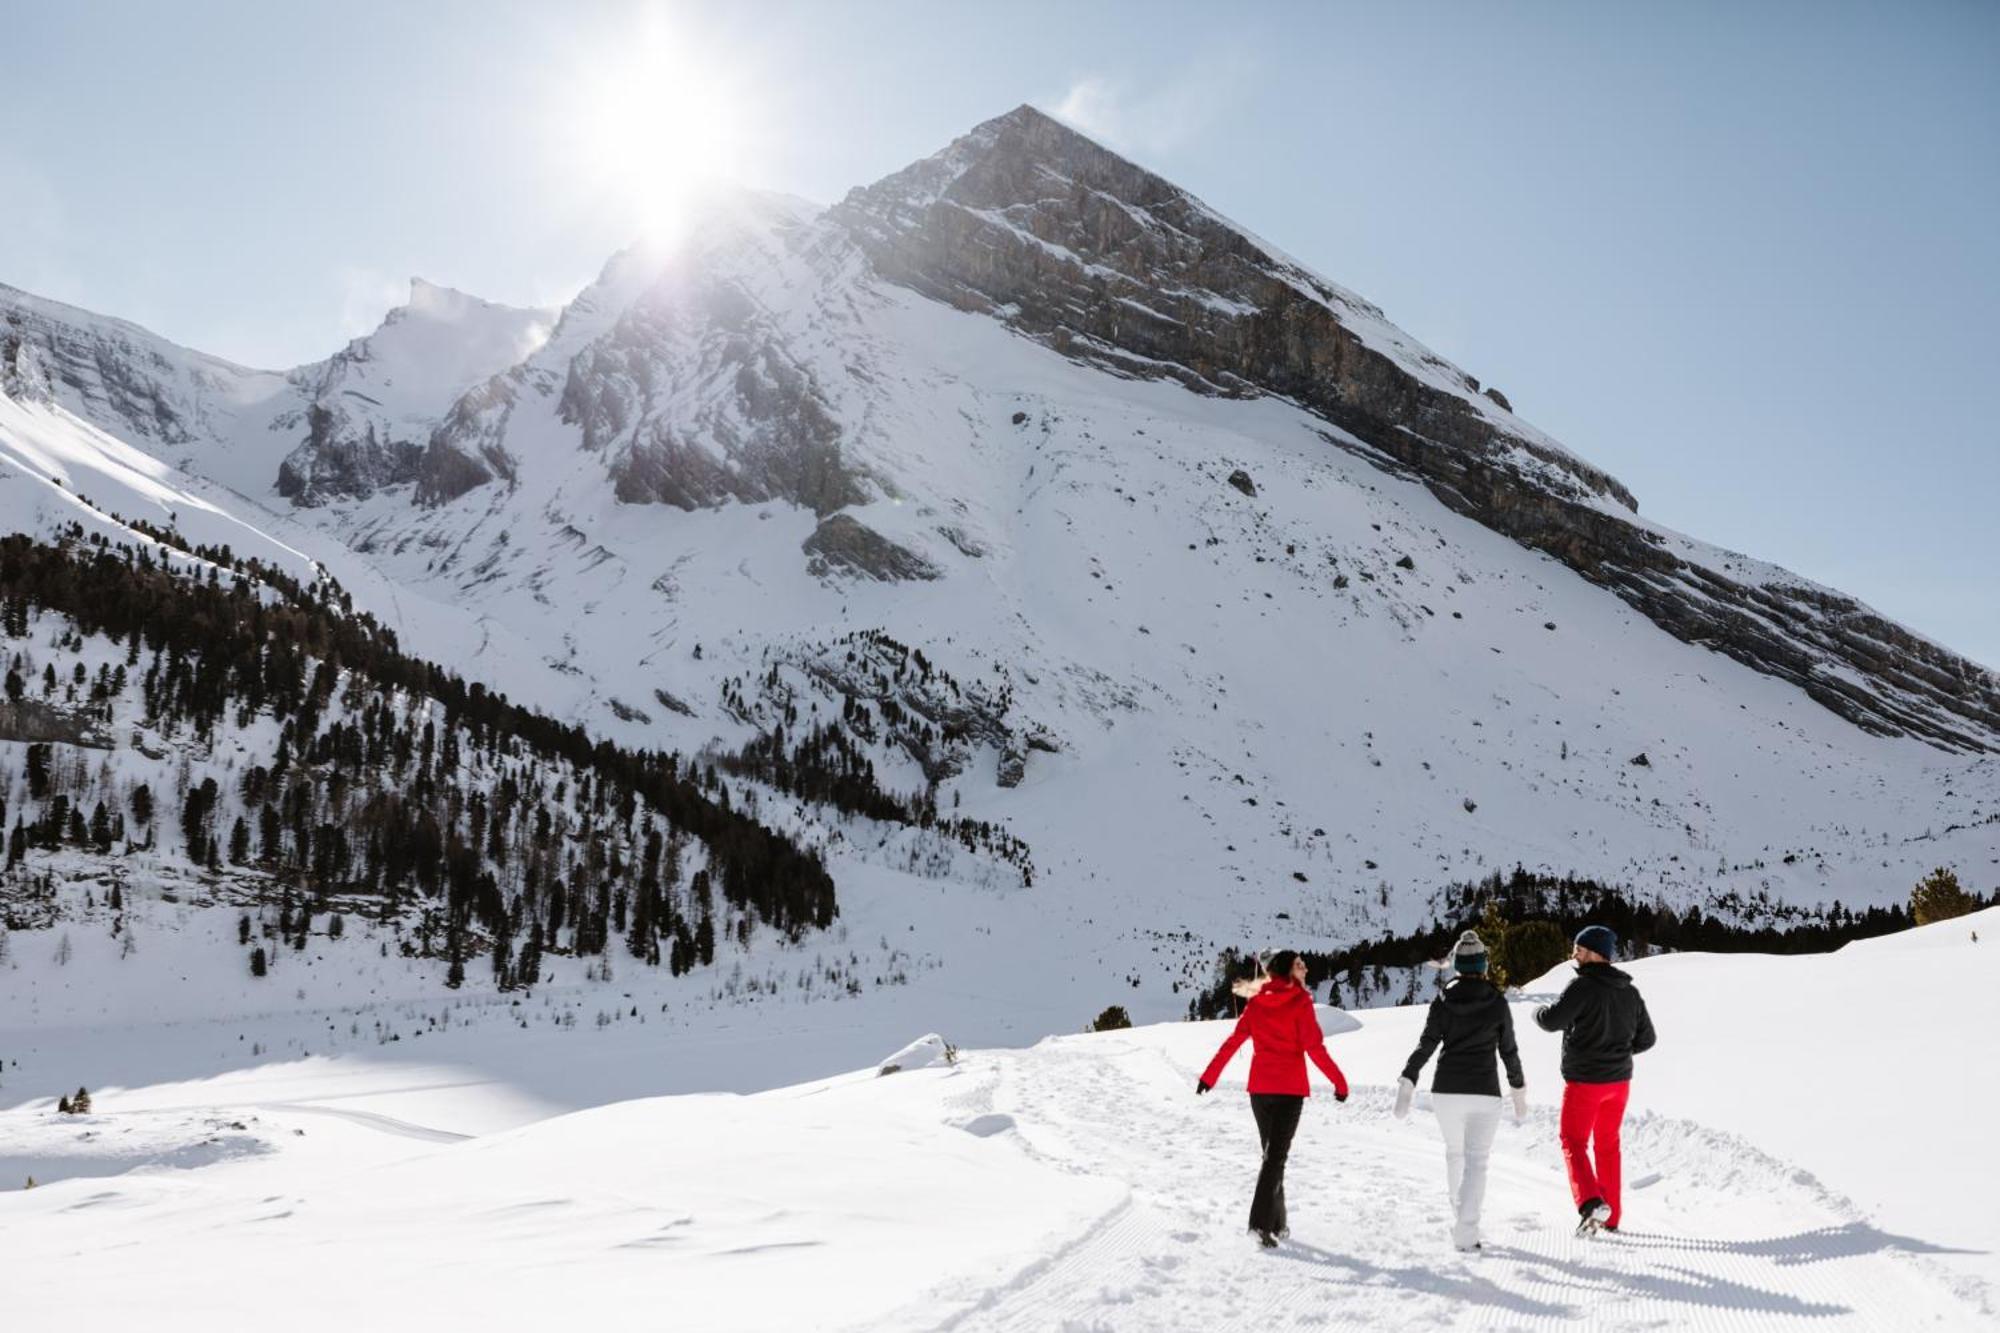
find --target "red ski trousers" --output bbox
[1559,1080,1631,1226]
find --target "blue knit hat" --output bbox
[1574,924,1618,959]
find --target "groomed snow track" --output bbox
[894,1038,1987,1331]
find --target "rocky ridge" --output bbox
[827,105,1999,750]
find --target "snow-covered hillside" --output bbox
[3,105,1997,1029]
[3,908,1992,1329]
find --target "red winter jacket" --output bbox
[1201,978,1349,1098]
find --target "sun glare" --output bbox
[571,15,748,243]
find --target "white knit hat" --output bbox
[1452,930,1488,973]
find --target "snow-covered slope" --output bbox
[0,274,553,506]
[2,107,1996,1020]
[107,194,1994,943]
[0,390,322,581]
[1,281,301,503]
[3,909,1992,1329]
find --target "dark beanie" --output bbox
[1574,924,1617,959]
[1452,930,1488,973]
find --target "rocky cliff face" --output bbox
[274,402,425,505]
[0,282,276,453]
[405,198,870,518]
[830,106,1999,750]
[558,264,864,516]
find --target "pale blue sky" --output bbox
[4,1,1995,666]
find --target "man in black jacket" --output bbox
[1534,925,1656,1234]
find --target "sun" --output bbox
[569,13,749,243]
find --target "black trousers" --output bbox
[1249,1093,1304,1234]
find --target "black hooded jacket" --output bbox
[1400,975,1526,1096]
[1534,962,1657,1084]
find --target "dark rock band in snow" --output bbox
[1199,925,1655,1251]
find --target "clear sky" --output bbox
[5,0,1995,667]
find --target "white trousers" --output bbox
[1432,1092,1502,1248]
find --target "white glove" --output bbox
[1393,1077,1415,1120]
[1510,1086,1528,1124]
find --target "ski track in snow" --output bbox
[253,1102,471,1144]
[897,1040,1982,1331]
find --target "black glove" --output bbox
[1196,1079,1212,1095]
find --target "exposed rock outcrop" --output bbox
[415,375,520,506]
[803,515,939,583]
[0,283,245,448]
[274,404,423,506]
[0,698,111,748]
[559,255,866,516]
[275,283,554,508]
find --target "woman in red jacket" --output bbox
[1197,950,1349,1247]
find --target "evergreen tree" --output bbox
[1499,919,1569,990]
[516,922,544,991]
[1911,867,1977,926]
[491,928,513,989]
[1090,1005,1133,1032]
[249,946,268,977]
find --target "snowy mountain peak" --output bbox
[311,278,552,397]
[824,107,1999,748]
[274,283,554,507]
[402,275,479,312]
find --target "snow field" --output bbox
[4,1069,1122,1333]
[3,910,1992,1329]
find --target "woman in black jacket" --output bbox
[1394,930,1527,1251]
